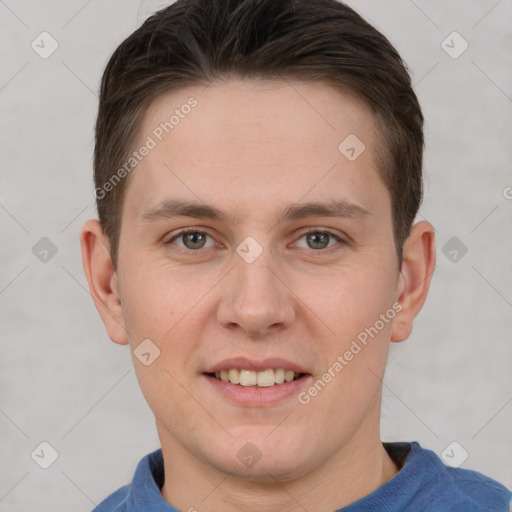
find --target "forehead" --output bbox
[124,79,388,223]
[142,79,377,154]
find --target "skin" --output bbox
[81,79,435,512]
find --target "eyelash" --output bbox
[164,227,347,256]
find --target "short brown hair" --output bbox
[94,0,423,268]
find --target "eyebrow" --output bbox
[140,198,372,225]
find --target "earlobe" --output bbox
[80,219,128,345]
[391,221,436,343]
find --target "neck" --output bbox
[159,421,399,512]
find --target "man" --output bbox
[81,0,511,510]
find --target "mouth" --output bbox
[203,357,312,405]
[205,368,308,388]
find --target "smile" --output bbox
[209,368,305,387]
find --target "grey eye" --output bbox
[305,232,331,249]
[167,231,216,251]
[180,232,209,249]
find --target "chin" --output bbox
[220,454,311,483]
[207,431,316,482]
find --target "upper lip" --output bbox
[205,357,310,374]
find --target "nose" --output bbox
[215,248,296,339]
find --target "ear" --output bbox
[391,221,436,342]
[80,219,128,345]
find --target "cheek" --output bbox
[118,259,188,340]
[119,269,206,424]
[320,260,398,330]
[311,259,398,394]
[118,264,211,381]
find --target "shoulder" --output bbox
[92,485,130,512]
[400,442,512,512]
[92,449,165,512]
[426,464,511,511]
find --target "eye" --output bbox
[164,227,346,255]
[165,229,216,251]
[294,229,345,252]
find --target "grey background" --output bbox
[0,0,511,510]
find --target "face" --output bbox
[98,80,406,480]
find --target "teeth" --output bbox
[212,368,302,387]
[256,369,275,387]
[228,369,240,384]
[239,369,257,386]
[274,368,285,384]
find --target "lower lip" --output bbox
[203,374,312,407]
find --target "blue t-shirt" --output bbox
[93,441,511,511]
